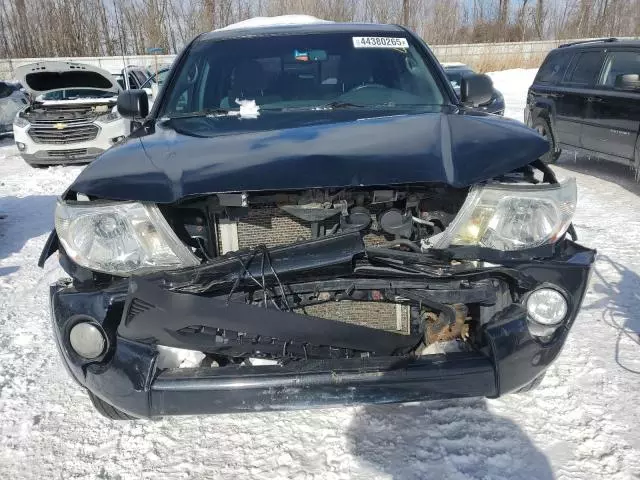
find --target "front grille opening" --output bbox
[295,301,411,334]
[28,123,99,144]
[220,205,393,252]
[46,148,88,157]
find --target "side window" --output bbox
[564,51,603,85]
[600,51,640,88]
[535,51,572,84]
[166,60,203,113]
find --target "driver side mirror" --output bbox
[117,89,149,119]
[460,74,493,107]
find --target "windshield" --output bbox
[37,89,116,101]
[161,32,445,117]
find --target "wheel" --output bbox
[88,391,138,420]
[533,117,561,164]
[514,372,546,393]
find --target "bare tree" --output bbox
[0,0,639,60]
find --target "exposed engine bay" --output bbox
[135,173,536,367]
[165,184,471,258]
[22,101,115,121]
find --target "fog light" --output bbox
[69,322,106,359]
[16,142,25,151]
[526,288,568,326]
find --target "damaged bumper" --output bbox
[49,235,595,418]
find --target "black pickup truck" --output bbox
[41,20,594,419]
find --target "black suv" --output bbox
[41,21,594,419]
[525,38,640,167]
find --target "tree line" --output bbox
[1,0,638,59]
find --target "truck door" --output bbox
[555,51,604,148]
[584,50,640,160]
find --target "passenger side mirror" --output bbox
[117,89,149,119]
[614,74,640,91]
[460,74,493,107]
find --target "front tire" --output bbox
[88,392,138,420]
[533,117,561,164]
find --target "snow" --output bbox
[216,15,332,32]
[1,68,640,479]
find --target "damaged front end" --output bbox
[45,162,594,417]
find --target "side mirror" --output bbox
[460,73,493,107]
[117,89,149,119]
[615,74,640,90]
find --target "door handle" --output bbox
[587,96,603,103]
[547,93,564,99]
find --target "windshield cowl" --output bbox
[158,104,455,138]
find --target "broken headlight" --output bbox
[55,200,199,275]
[433,179,576,251]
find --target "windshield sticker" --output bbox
[352,37,409,49]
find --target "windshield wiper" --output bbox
[161,108,233,120]
[318,101,366,110]
[263,101,367,112]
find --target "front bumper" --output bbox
[12,120,126,165]
[49,240,595,418]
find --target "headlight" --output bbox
[55,201,199,275]
[433,179,576,251]
[96,111,121,123]
[13,114,29,128]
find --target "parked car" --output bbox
[12,61,128,166]
[0,81,28,136]
[525,38,640,166]
[41,19,594,419]
[111,65,150,91]
[442,62,505,115]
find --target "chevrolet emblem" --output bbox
[53,122,67,130]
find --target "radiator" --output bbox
[217,206,409,333]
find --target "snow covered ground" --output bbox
[1,69,640,479]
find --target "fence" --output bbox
[1,37,638,79]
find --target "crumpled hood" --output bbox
[15,61,119,96]
[70,111,549,203]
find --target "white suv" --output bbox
[12,61,129,167]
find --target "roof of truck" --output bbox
[201,20,406,42]
[557,38,640,50]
